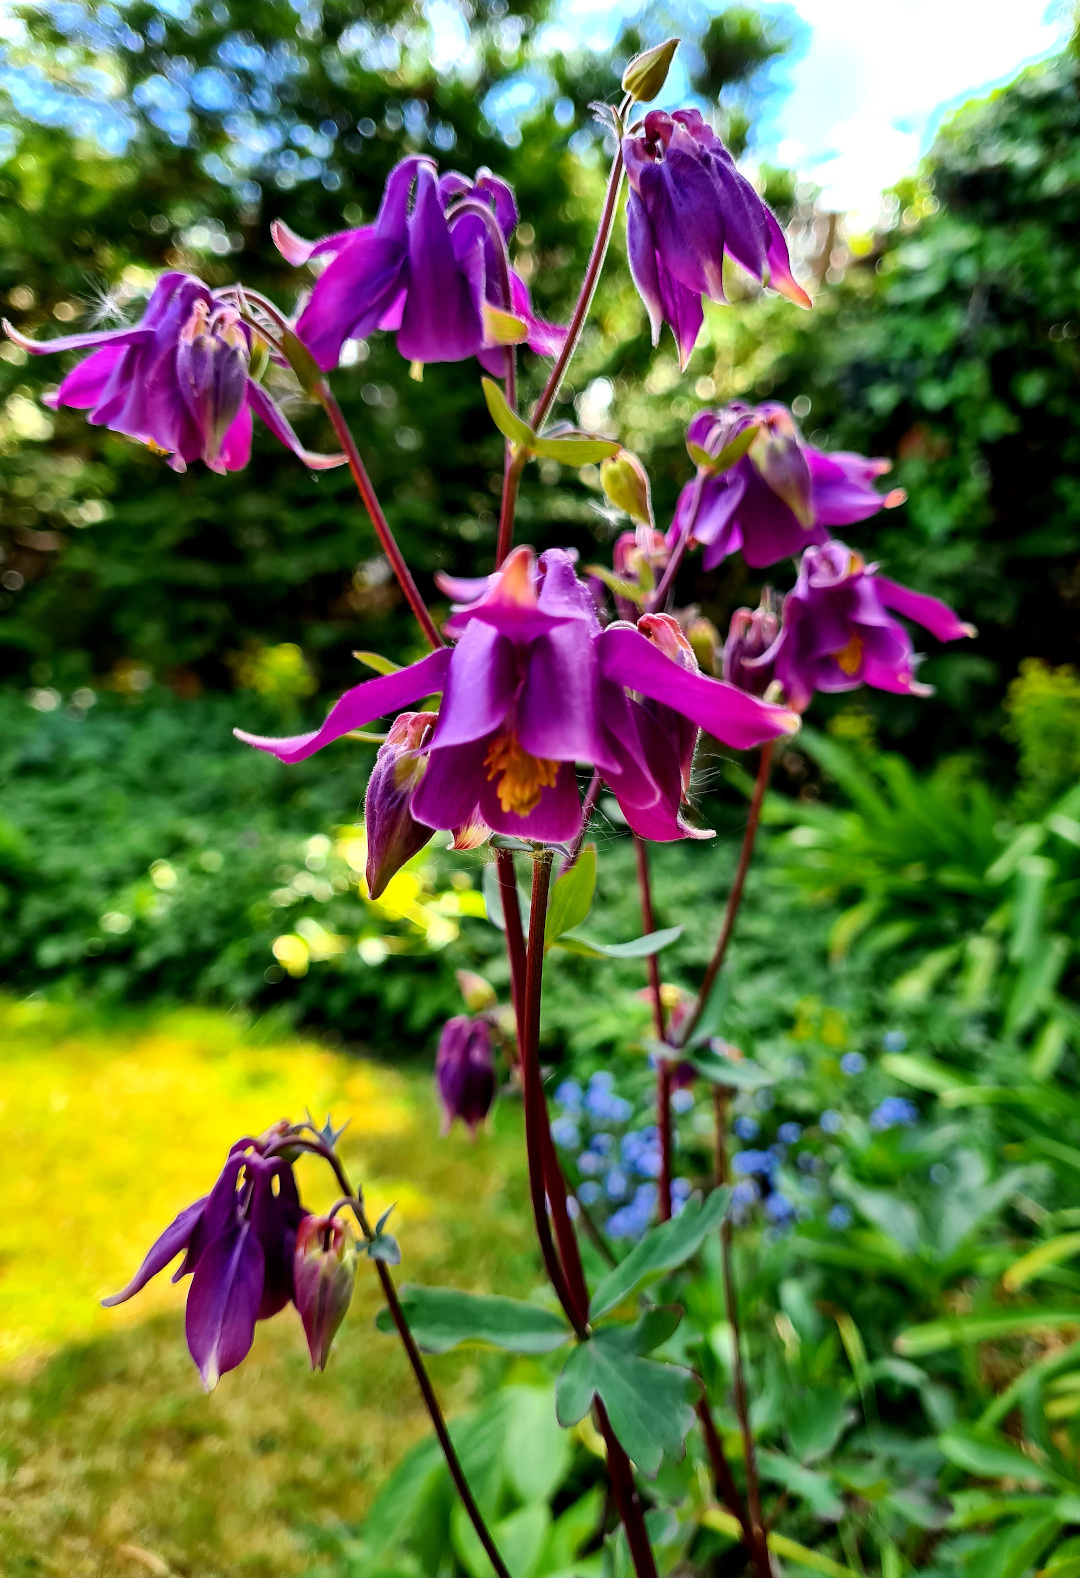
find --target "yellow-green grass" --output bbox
[0,998,534,1577]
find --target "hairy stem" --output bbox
[678,741,774,1047]
[318,385,444,651]
[530,95,633,435]
[633,836,673,1221]
[287,1140,510,1578]
[722,1215,773,1576]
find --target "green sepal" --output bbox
[280,327,325,396]
[481,377,534,448]
[353,650,403,676]
[531,432,621,464]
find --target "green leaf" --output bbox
[1003,1234,1080,1291]
[452,1500,551,1578]
[531,432,621,464]
[758,1449,845,1521]
[367,1232,401,1265]
[545,845,596,948]
[688,1048,774,1090]
[375,1286,572,1355]
[555,1323,698,1475]
[353,649,403,676]
[939,1428,1061,1486]
[538,1488,604,1576]
[880,1051,972,1095]
[500,1386,572,1505]
[590,1189,730,1319]
[896,1308,1080,1357]
[554,924,683,960]
[481,377,535,448]
[785,1387,853,1463]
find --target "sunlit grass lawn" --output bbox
[0,997,534,1577]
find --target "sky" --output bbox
[549,0,1072,219]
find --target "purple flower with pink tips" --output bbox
[766,540,976,712]
[623,110,810,369]
[102,1124,309,1390]
[235,545,799,847]
[275,156,566,373]
[4,273,344,475]
[671,402,904,570]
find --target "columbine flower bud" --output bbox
[600,449,653,525]
[293,1214,358,1372]
[456,970,498,1013]
[723,592,780,697]
[621,37,680,103]
[748,404,813,527]
[365,712,437,900]
[685,616,721,676]
[436,1016,496,1136]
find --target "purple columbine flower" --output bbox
[723,591,780,697]
[102,1127,309,1390]
[671,402,904,569]
[623,110,810,368]
[765,540,975,712]
[275,157,566,373]
[235,546,798,845]
[436,1015,496,1135]
[4,273,344,475]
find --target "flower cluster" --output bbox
[553,1074,691,1240]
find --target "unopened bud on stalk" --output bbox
[364,712,437,900]
[456,970,498,1013]
[723,591,780,697]
[293,1214,358,1371]
[621,37,680,104]
[436,1016,496,1136]
[600,449,653,525]
[685,615,721,676]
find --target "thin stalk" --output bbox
[318,384,444,651]
[648,468,706,613]
[696,1397,754,1550]
[633,836,672,1222]
[280,1140,510,1578]
[722,1216,772,1576]
[530,94,633,435]
[595,1402,660,1578]
[566,1177,617,1266]
[559,770,603,875]
[496,849,528,1042]
[678,741,774,1048]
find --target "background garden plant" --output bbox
[3,5,1080,1578]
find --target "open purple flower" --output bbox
[624,110,810,368]
[275,157,566,373]
[436,1015,497,1135]
[4,273,344,475]
[767,541,975,711]
[671,403,902,569]
[235,546,798,845]
[102,1129,308,1390]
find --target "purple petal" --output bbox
[185,1221,266,1390]
[46,344,128,410]
[763,206,812,308]
[245,381,345,470]
[875,577,975,643]
[428,621,518,749]
[730,462,828,569]
[398,163,486,363]
[235,647,452,763]
[272,218,359,266]
[410,738,489,830]
[626,193,665,348]
[599,625,798,749]
[808,447,888,526]
[509,271,567,359]
[216,403,253,472]
[4,319,153,357]
[475,169,519,238]
[478,759,582,843]
[702,156,769,284]
[518,623,613,769]
[101,1197,207,1307]
[635,138,727,300]
[296,233,409,370]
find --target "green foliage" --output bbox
[1005,658,1080,817]
[375,1287,571,1355]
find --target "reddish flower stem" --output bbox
[284,1139,511,1578]
[596,1401,660,1578]
[696,1396,755,1551]
[648,468,706,613]
[559,770,603,875]
[318,384,444,651]
[677,741,775,1048]
[633,836,673,1221]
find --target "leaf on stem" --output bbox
[686,1046,774,1090]
[480,377,620,464]
[553,924,683,960]
[353,650,403,676]
[555,1311,697,1476]
[589,1188,730,1319]
[375,1285,572,1354]
[481,377,536,448]
[545,845,597,948]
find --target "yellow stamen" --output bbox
[483,732,559,816]
[834,633,864,676]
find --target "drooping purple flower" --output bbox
[293,1213,358,1371]
[623,110,810,368]
[103,1128,309,1390]
[436,1015,496,1135]
[723,590,780,697]
[671,403,903,569]
[766,540,975,712]
[235,546,798,846]
[4,273,343,474]
[275,157,566,373]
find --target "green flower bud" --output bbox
[600,449,653,525]
[621,38,680,104]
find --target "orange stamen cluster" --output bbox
[483,731,559,816]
